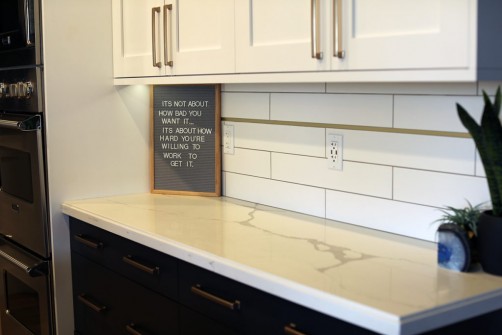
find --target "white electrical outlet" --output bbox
[223,124,234,154]
[327,134,343,170]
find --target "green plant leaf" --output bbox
[480,89,502,216]
[457,87,502,216]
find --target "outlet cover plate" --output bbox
[327,133,343,170]
[223,124,234,154]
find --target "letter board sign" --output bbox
[151,85,221,196]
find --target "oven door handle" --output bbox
[0,114,40,131]
[0,242,48,277]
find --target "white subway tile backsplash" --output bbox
[271,93,393,127]
[221,81,494,242]
[325,190,440,241]
[337,129,476,174]
[394,95,484,132]
[230,122,325,157]
[393,168,490,208]
[326,82,477,95]
[224,172,325,217]
[271,153,392,198]
[223,148,271,178]
[222,93,269,119]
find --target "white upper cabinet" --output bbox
[235,0,330,72]
[113,0,502,83]
[113,0,165,77]
[174,0,235,75]
[113,0,235,78]
[334,0,472,72]
[235,0,473,74]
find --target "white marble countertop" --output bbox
[62,193,502,335]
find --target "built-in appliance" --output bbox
[0,70,53,334]
[0,1,52,332]
[0,0,42,68]
[0,72,52,335]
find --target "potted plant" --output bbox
[456,86,502,275]
[436,202,483,271]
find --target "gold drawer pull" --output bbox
[74,234,103,249]
[122,255,160,276]
[191,284,240,311]
[126,323,147,335]
[284,323,308,335]
[78,293,107,313]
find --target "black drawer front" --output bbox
[179,306,237,335]
[178,261,284,334]
[72,252,179,335]
[281,301,378,335]
[70,218,178,300]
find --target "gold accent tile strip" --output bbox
[221,118,470,138]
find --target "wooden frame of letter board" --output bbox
[150,84,221,196]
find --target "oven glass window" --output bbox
[5,272,41,335]
[0,146,34,203]
[0,1,19,34]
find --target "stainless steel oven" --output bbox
[0,237,51,335]
[0,66,53,333]
[0,0,42,68]
[0,112,49,258]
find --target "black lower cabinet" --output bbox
[70,217,379,335]
[179,306,237,335]
[70,217,501,335]
[178,260,377,335]
[72,253,179,335]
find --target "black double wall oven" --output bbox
[0,0,53,334]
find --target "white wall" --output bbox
[221,82,502,242]
[42,0,150,333]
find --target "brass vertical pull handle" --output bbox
[74,234,103,249]
[191,284,241,310]
[78,294,107,313]
[152,7,161,68]
[284,323,308,335]
[311,0,322,59]
[122,255,160,276]
[164,4,174,67]
[24,0,33,45]
[333,0,345,58]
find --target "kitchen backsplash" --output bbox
[220,82,502,242]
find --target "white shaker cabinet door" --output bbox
[335,0,473,72]
[113,0,169,77]
[235,0,330,73]
[172,0,235,75]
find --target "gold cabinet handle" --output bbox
[73,234,104,249]
[122,255,160,276]
[333,0,345,58]
[151,7,161,68]
[191,284,240,311]
[78,293,107,313]
[311,0,322,59]
[163,4,173,67]
[284,323,308,335]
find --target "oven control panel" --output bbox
[0,67,41,113]
[0,82,34,99]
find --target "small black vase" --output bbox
[477,211,502,276]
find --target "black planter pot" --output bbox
[478,211,502,276]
